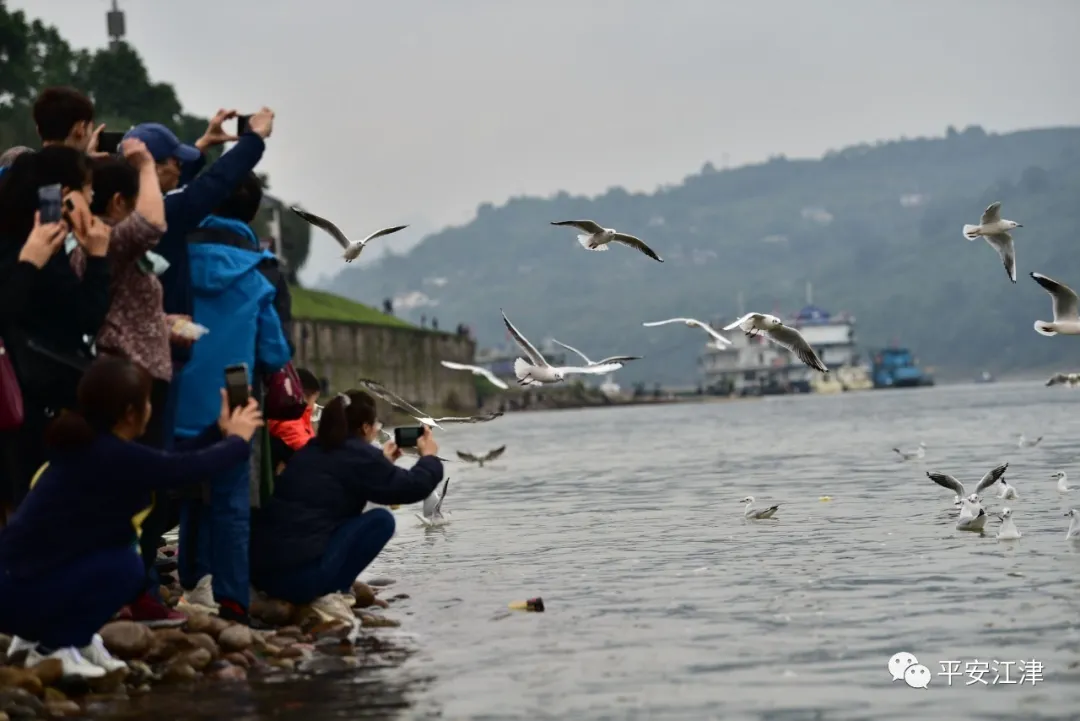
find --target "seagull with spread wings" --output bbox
[416,478,450,527]
[501,311,621,386]
[457,445,507,467]
[550,339,641,371]
[641,317,732,349]
[722,313,828,373]
[1030,272,1080,336]
[550,220,663,262]
[927,462,1009,505]
[357,378,503,430]
[962,201,1022,283]
[290,206,407,263]
[440,360,509,390]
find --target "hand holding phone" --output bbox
[37,184,63,224]
[394,426,423,449]
[224,363,250,410]
[236,114,252,136]
[97,130,125,155]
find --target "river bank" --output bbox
[0,574,409,720]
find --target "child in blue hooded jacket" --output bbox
[173,172,291,625]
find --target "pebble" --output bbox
[161,660,198,683]
[365,577,396,587]
[222,653,250,670]
[0,668,41,696]
[218,625,253,653]
[360,615,401,628]
[100,621,154,659]
[209,664,247,682]
[29,659,62,688]
[183,648,213,672]
[351,582,377,608]
[43,699,81,717]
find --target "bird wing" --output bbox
[642,318,693,327]
[551,219,605,234]
[431,411,504,424]
[478,368,509,390]
[501,311,547,366]
[722,313,762,331]
[456,451,479,463]
[975,463,1009,494]
[290,206,352,250]
[610,232,663,262]
[766,324,828,373]
[697,323,733,346]
[927,472,966,497]
[558,363,623,376]
[984,233,1016,283]
[432,478,450,515]
[483,445,507,462]
[1047,373,1066,386]
[551,339,592,365]
[361,225,408,244]
[440,360,475,372]
[980,201,1002,225]
[594,354,643,365]
[356,378,431,419]
[1030,272,1080,321]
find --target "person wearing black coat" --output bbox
[250,389,443,609]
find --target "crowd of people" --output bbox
[0,87,447,679]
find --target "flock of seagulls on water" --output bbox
[287,200,1080,533]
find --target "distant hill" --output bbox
[289,286,413,328]
[323,125,1080,384]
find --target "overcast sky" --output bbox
[14,0,1080,285]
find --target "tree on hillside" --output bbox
[0,3,311,281]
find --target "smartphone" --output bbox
[98,130,124,154]
[38,184,63,223]
[236,114,252,136]
[394,426,424,449]
[224,363,250,410]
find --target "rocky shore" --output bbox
[0,578,409,720]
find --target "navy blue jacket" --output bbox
[0,426,250,577]
[251,438,444,572]
[157,133,266,364]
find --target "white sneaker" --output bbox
[26,646,106,679]
[79,633,127,673]
[8,635,36,656]
[178,574,218,613]
[310,593,356,622]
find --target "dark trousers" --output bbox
[135,378,179,595]
[0,548,143,648]
[252,509,395,605]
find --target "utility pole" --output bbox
[107,0,126,50]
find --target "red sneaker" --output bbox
[129,591,187,628]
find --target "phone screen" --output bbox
[38,184,63,224]
[394,426,424,449]
[224,363,250,410]
[97,131,124,154]
[236,115,251,136]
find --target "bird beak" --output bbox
[1016,224,1023,228]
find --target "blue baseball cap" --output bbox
[122,123,201,164]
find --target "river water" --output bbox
[117,381,1080,720]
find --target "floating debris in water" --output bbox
[508,597,545,612]
[819,496,832,502]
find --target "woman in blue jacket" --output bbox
[0,356,263,678]
[251,390,443,620]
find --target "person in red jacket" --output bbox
[268,367,320,471]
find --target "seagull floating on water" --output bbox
[722,313,828,373]
[893,442,926,461]
[290,207,407,263]
[550,220,663,262]
[956,497,989,532]
[501,311,621,386]
[551,339,642,371]
[357,378,503,430]
[1017,433,1043,448]
[1046,372,1080,387]
[1065,509,1080,541]
[439,361,509,390]
[1029,272,1080,336]
[416,478,450,528]
[998,477,1018,500]
[741,496,780,520]
[962,201,1021,283]
[641,317,732,349]
[1051,471,1070,493]
[995,507,1022,540]
[456,445,507,467]
[927,463,1008,505]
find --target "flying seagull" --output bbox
[457,445,507,467]
[1046,372,1080,387]
[1029,272,1080,336]
[641,317,733,349]
[501,310,621,386]
[290,206,407,263]
[551,339,642,371]
[962,201,1021,283]
[357,378,504,430]
[927,463,1009,505]
[550,220,663,262]
[416,478,450,528]
[893,442,926,461]
[440,360,509,390]
[741,496,780,520]
[1017,433,1043,448]
[722,313,828,373]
